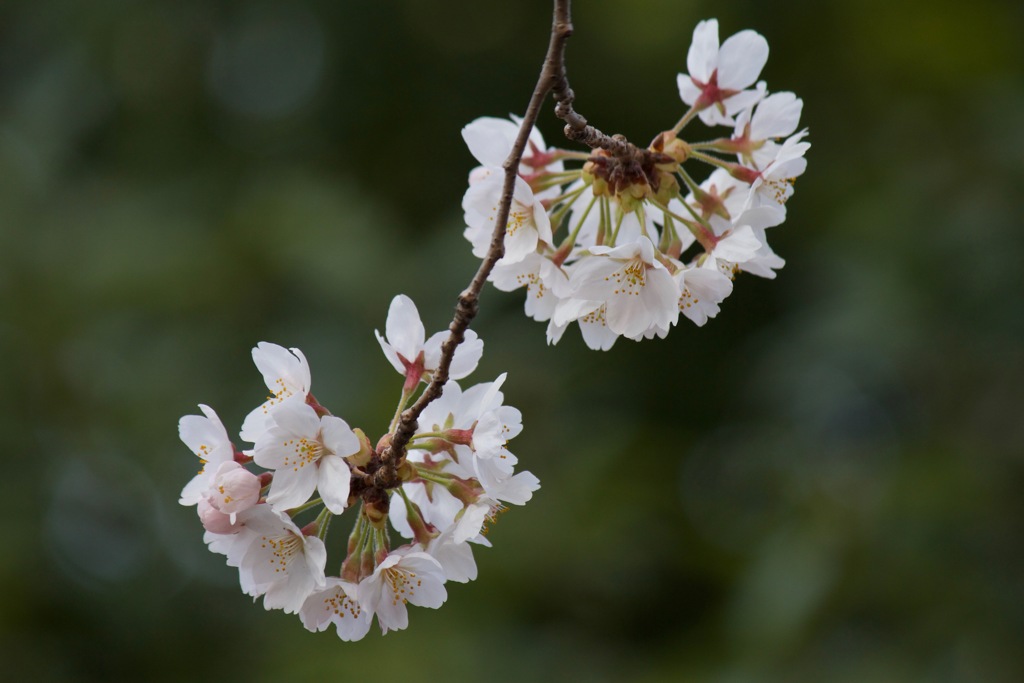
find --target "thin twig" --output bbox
[547,1,638,157]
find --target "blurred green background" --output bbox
[3,0,1023,681]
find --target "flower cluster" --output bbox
[179,295,538,639]
[462,18,809,350]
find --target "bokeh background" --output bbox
[3,0,1023,681]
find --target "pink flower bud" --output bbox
[197,497,241,534]
[209,461,260,515]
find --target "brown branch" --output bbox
[362,0,653,496]
[370,0,582,488]
[547,1,641,157]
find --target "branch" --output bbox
[374,0,581,486]
[547,1,640,157]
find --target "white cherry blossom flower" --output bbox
[450,474,535,542]
[240,507,327,613]
[425,526,481,584]
[564,236,680,338]
[253,401,358,514]
[732,91,804,168]
[743,130,810,212]
[179,404,236,506]
[300,578,373,641]
[709,224,762,265]
[240,343,311,443]
[360,551,447,634]
[677,19,769,126]
[375,294,482,386]
[737,227,786,279]
[461,115,564,200]
[473,458,540,508]
[389,469,466,540]
[205,504,327,612]
[490,252,571,324]
[547,299,619,350]
[576,304,620,350]
[464,373,522,462]
[675,259,734,326]
[463,173,553,264]
[462,116,557,176]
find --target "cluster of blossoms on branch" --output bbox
[179,295,538,640]
[462,19,809,350]
[179,12,808,640]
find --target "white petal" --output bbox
[317,454,351,514]
[717,30,769,90]
[751,92,802,140]
[448,329,483,380]
[252,342,309,397]
[677,74,703,107]
[266,463,318,511]
[461,117,518,168]
[384,295,425,362]
[686,18,719,81]
[321,415,360,457]
[375,330,406,375]
[713,226,762,263]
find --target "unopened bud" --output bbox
[198,498,240,535]
[653,169,680,206]
[664,137,691,163]
[209,461,261,515]
[347,428,374,467]
[363,497,390,529]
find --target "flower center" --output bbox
[281,437,327,471]
[262,532,303,574]
[323,586,362,620]
[608,260,647,297]
[384,567,423,607]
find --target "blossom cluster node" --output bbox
[179,296,538,639]
[462,17,809,350]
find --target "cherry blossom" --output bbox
[375,294,482,388]
[562,236,680,338]
[252,400,358,514]
[359,551,447,634]
[204,504,327,613]
[179,404,236,506]
[300,578,373,642]
[240,343,311,443]
[677,19,769,126]
[463,173,553,264]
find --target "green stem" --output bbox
[608,205,626,246]
[287,497,324,517]
[547,186,585,230]
[670,105,699,135]
[314,506,333,541]
[595,195,610,246]
[551,149,593,161]
[689,149,731,170]
[389,385,416,433]
[676,166,704,197]
[636,203,650,240]
[413,465,457,486]
[650,195,715,251]
[557,193,597,252]
[408,431,447,442]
